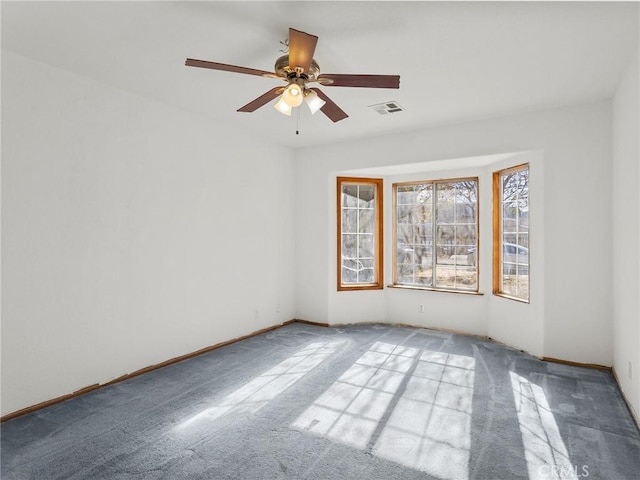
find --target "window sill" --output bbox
[387,285,484,296]
[338,284,384,292]
[493,292,529,303]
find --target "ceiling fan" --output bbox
[185,27,400,123]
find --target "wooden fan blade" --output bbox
[317,74,400,89]
[185,58,275,78]
[310,88,348,123]
[288,28,318,74]
[237,87,285,112]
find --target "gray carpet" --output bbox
[2,322,639,480]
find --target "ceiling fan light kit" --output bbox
[282,83,304,107]
[304,89,325,115]
[185,27,400,124]
[274,97,293,116]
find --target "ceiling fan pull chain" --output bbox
[296,105,300,135]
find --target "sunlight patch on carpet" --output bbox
[292,343,475,480]
[510,372,578,480]
[372,351,475,480]
[174,340,342,432]
[291,341,418,449]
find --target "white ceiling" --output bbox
[2,1,638,148]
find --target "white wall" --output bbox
[485,152,545,357]
[612,47,640,420]
[295,100,612,364]
[2,50,627,417]
[1,52,296,415]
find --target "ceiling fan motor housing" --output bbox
[274,54,321,81]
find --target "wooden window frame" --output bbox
[391,177,480,293]
[337,177,384,291]
[493,163,530,303]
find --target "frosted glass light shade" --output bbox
[304,90,326,115]
[274,97,292,116]
[282,83,303,107]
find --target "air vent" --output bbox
[369,101,405,115]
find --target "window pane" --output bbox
[358,185,375,203]
[342,266,357,283]
[358,259,375,283]
[342,234,357,258]
[342,186,358,207]
[456,202,477,223]
[359,209,374,233]
[436,202,454,223]
[457,227,477,248]
[342,209,357,233]
[457,267,478,290]
[437,183,455,202]
[437,266,478,290]
[397,262,415,284]
[501,271,528,299]
[358,234,374,258]
[517,234,529,249]
[436,225,454,250]
[397,187,416,205]
[416,267,432,286]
